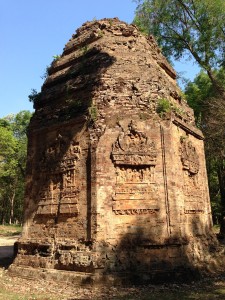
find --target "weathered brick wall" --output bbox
[10,18,219,283]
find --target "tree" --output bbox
[0,111,32,224]
[184,70,212,124]
[185,68,225,233]
[134,0,225,96]
[134,0,225,234]
[0,120,18,224]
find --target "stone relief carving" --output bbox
[180,138,203,213]
[111,121,159,215]
[112,120,157,166]
[40,135,80,173]
[184,209,204,214]
[115,166,155,184]
[114,208,159,215]
[114,167,156,202]
[183,171,202,199]
[180,138,199,175]
[36,134,81,216]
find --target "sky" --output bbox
[0,0,199,118]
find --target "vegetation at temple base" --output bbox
[134,0,225,234]
[0,111,32,225]
[0,224,22,236]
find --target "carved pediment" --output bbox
[180,139,199,175]
[40,134,81,173]
[111,121,157,166]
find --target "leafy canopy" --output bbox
[185,68,225,123]
[184,69,225,226]
[134,0,225,232]
[0,111,32,223]
[134,0,225,73]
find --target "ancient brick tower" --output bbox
[11,18,217,283]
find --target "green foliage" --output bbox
[40,65,51,80]
[172,105,185,116]
[156,98,171,115]
[40,55,61,80]
[156,98,184,117]
[28,89,41,104]
[184,68,225,228]
[0,224,22,236]
[208,158,222,224]
[52,54,61,61]
[180,135,187,143]
[185,71,212,124]
[81,45,89,55]
[97,30,104,37]
[88,103,98,122]
[13,110,32,138]
[134,0,225,94]
[64,85,90,120]
[108,19,113,26]
[0,111,32,224]
[185,68,225,125]
[134,0,225,65]
[60,98,87,121]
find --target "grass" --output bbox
[0,289,57,300]
[0,224,22,237]
[213,224,220,234]
[112,285,225,300]
[0,273,59,300]
[0,289,51,300]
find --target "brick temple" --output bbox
[10,18,219,283]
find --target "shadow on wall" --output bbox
[96,210,222,284]
[33,47,117,122]
[13,44,225,284]
[0,245,16,268]
[23,48,117,236]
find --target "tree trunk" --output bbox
[207,69,225,98]
[0,195,7,225]
[0,212,5,225]
[217,162,225,236]
[9,191,15,225]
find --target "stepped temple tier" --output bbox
[10,18,222,284]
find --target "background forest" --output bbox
[135,0,225,235]
[0,0,224,235]
[0,111,32,224]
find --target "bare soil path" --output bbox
[0,235,20,246]
[0,235,19,268]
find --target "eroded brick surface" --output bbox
[10,18,220,283]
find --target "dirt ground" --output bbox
[1,236,225,299]
[0,236,158,299]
